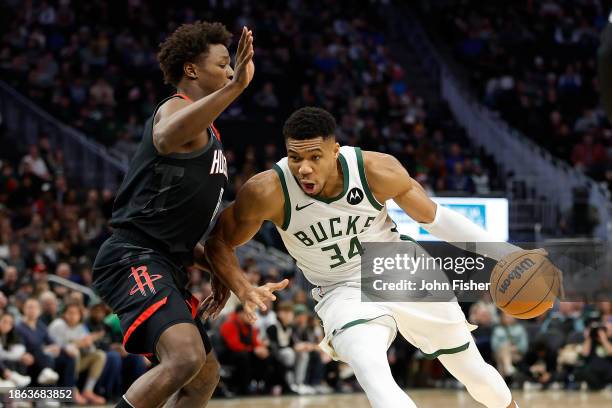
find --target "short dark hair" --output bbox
[158,21,232,87]
[283,107,336,140]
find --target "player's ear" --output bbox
[184,62,198,80]
[333,141,340,159]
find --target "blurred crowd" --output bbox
[0,0,609,404]
[0,0,501,197]
[1,137,611,403]
[421,0,612,194]
[467,300,612,391]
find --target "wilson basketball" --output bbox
[489,249,561,319]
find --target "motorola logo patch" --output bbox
[347,187,364,205]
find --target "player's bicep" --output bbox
[364,150,436,223]
[392,178,437,224]
[214,171,281,248]
[212,201,263,249]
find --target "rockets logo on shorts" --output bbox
[129,266,162,296]
[209,149,228,179]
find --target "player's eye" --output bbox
[312,156,321,161]
[219,64,227,68]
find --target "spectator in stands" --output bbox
[491,313,528,380]
[85,303,126,401]
[19,145,50,181]
[15,299,78,394]
[469,302,496,363]
[0,265,20,297]
[38,290,59,326]
[219,304,271,395]
[576,305,612,390]
[48,303,106,405]
[266,302,297,394]
[0,312,31,387]
[292,304,328,393]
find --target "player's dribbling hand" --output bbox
[240,279,289,323]
[231,26,255,90]
[199,273,231,320]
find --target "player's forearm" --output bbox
[154,82,243,153]
[598,16,612,120]
[204,237,252,300]
[419,204,520,261]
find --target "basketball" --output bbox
[489,249,561,319]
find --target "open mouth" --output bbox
[300,180,316,194]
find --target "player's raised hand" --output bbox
[240,279,289,323]
[231,26,255,90]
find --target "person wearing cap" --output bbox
[219,304,271,395]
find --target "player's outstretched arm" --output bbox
[203,170,287,322]
[362,150,519,260]
[599,14,612,121]
[152,27,255,154]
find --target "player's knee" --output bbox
[164,345,207,385]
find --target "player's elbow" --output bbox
[152,129,173,155]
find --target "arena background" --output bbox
[0,0,610,406]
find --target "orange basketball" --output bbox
[489,249,561,319]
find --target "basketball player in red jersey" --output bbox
[93,22,287,408]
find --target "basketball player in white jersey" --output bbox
[203,107,520,408]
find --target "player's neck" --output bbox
[318,158,344,199]
[175,83,208,101]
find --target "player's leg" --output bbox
[120,322,206,408]
[332,323,417,408]
[162,350,220,408]
[437,338,517,408]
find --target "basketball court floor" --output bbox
[205,389,612,408]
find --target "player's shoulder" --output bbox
[240,170,282,201]
[236,170,284,222]
[360,150,406,177]
[153,96,191,124]
[360,149,412,200]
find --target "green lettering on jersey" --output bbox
[360,216,376,233]
[310,222,329,243]
[294,231,314,246]
[322,236,364,269]
[346,216,360,235]
[329,217,342,238]
[347,236,364,258]
[321,243,346,268]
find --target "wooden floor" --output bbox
[206,389,612,408]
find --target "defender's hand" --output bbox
[231,26,255,90]
[239,279,289,323]
[199,274,231,320]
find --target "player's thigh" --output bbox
[332,322,396,364]
[391,301,475,358]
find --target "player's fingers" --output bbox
[236,26,247,55]
[251,295,267,311]
[266,279,289,292]
[244,303,258,322]
[236,36,253,64]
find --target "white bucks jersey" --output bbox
[273,146,409,286]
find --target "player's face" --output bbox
[286,137,340,196]
[191,44,234,95]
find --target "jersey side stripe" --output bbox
[355,147,384,210]
[273,164,292,230]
